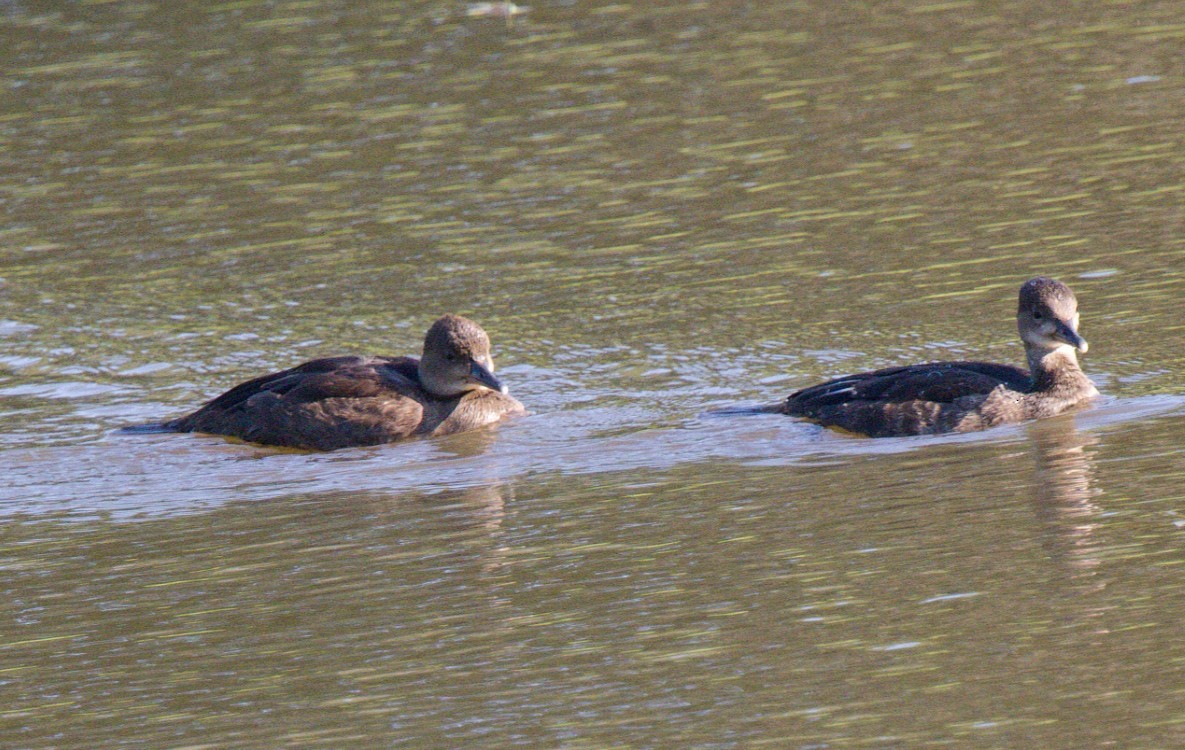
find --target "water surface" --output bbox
[3,1,1185,747]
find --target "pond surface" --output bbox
[4,1,1185,747]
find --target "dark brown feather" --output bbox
[777,278,1098,437]
[154,316,524,450]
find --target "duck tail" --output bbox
[703,402,787,417]
[114,421,181,434]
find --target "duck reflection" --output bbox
[1026,415,1103,580]
[224,480,518,579]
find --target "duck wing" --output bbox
[169,356,429,448]
[279,358,423,403]
[184,355,395,412]
[787,361,1029,408]
[781,360,1032,437]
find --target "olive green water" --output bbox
[4,1,1185,747]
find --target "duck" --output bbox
[152,314,525,450]
[774,277,1099,437]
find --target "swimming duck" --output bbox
[157,314,524,450]
[775,277,1098,437]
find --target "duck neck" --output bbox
[1026,345,1093,395]
[417,360,462,399]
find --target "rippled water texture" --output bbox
[3,1,1185,747]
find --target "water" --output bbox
[4,1,1185,747]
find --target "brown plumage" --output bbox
[157,314,525,451]
[776,277,1099,437]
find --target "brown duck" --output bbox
[154,314,524,450]
[775,277,1099,437]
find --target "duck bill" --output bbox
[468,360,508,394]
[1054,320,1089,354]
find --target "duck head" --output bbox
[418,314,508,398]
[1017,276,1088,355]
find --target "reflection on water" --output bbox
[1028,416,1104,580]
[7,425,1185,748]
[4,0,1185,747]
